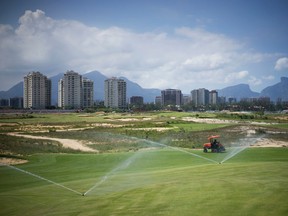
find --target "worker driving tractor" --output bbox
[203,135,225,153]
[211,139,219,152]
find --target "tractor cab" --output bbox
[203,135,225,153]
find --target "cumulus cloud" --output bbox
[224,71,249,83]
[0,9,273,92]
[274,57,288,71]
[248,76,262,86]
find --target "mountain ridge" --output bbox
[0,72,287,104]
[260,77,288,102]
[218,83,260,101]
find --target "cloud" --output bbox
[0,10,275,92]
[224,71,249,83]
[182,53,230,71]
[262,75,274,80]
[274,57,288,71]
[248,76,262,86]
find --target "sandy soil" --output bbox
[130,127,174,132]
[112,118,152,122]
[181,117,277,126]
[0,157,28,165]
[182,117,238,124]
[250,138,288,148]
[6,132,98,152]
[0,123,18,126]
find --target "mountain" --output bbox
[83,71,160,103]
[2,72,287,105]
[0,82,23,99]
[50,71,161,104]
[119,76,161,102]
[1,71,161,105]
[83,71,107,102]
[218,84,260,101]
[260,77,288,102]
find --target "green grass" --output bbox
[267,123,288,130]
[0,148,287,216]
[170,122,229,131]
[0,111,287,215]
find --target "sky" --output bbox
[0,0,287,93]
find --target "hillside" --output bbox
[0,82,23,99]
[218,84,260,101]
[0,71,161,105]
[1,74,287,104]
[260,77,288,102]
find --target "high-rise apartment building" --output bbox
[130,96,144,106]
[23,71,51,109]
[155,96,162,105]
[58,71,95,109]
[191,88,209,107]
[104,77,127,109]
[58,71,82,109]
[82,78,94,108]
[161,89,182,106]
[209,90,218,105]
[9,97,23,109]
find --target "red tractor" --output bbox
[203,135,225,153]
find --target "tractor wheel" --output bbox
[203,147,208,153]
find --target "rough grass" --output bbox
[0,148,287,216]
[0,134,81,155]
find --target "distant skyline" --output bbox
[0,0,287,93]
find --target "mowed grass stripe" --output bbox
[0,148,288,215]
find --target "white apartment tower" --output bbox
[104,77,127,109]
[23,71,51,109]
[58,71,83,109]
[58,71,94,109]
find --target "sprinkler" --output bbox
[1,162,83,196]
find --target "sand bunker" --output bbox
[182,117,238,124]
[251,138,288,148]
[7,132,97,152]
[0,157,28,165]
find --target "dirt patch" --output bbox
[130,127,174,132]
[250,138,288,148]
[0,157,28,165]
[90,123,126,128]
[0,123,19,126]
[6,132,98,152]
[182,117,238,124]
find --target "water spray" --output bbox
[128,136,219,164]
[83,175,108,196]
[83,151,142,196]
[0,162,83,196]
[219,135,265,164]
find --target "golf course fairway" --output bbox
[0,147,287,216]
